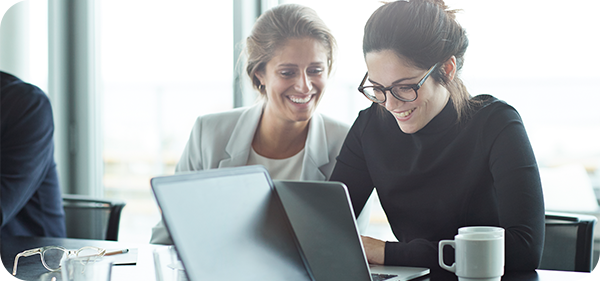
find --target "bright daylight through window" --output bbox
[99,1,233,242]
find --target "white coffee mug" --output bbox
[458,226,504,237]
[439,226,505,281]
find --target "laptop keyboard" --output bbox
[371,273,398,281]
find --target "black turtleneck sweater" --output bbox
[330,95,544,272]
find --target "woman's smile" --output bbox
[366,50,449,134]
[257,37,328,123]
[288,94,314,104]
[391,108,416,120]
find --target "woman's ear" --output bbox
[442,56,457,82]
[254,71,265,87]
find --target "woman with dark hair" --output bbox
[150,3,371,244]
[330,0,544,272]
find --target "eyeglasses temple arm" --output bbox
[358,72,369,91]
[12,249,43,275]
[417,63,438,88]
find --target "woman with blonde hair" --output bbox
[151,3,371,244]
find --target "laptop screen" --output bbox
[273,180,373,280]
[273,180,429,281]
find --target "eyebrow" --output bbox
[368,75,419,86]
[276,62,325,68]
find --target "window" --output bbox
[99,0,233,242]
[0,0,48,91]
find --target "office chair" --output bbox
[62,194,126,241]
[538,211,597,272]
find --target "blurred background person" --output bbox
[1,70,65,238]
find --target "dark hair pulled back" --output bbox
[363,0,472,120]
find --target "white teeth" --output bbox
[289,95,312,104]
[395,109,414,118]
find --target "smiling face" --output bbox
[365,50,450,134]
[255,37,328,125]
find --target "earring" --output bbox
[259,85,265,90]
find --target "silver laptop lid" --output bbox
[151,166,313,281]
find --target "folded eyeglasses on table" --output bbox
[12,245,127,276]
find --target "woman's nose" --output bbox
[383,90,402,110]
[295,73,312,93]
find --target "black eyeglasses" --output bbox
[358,63,438,103]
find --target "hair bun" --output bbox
[416,0,458,20]
[426,0,448,10]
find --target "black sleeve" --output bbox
[0,82,56,228]
[485,107,545,271]
[330,107,375,217]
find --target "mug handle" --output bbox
[438,240,456,273]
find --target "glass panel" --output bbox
[26,0,47,92]
[99,1,233,242]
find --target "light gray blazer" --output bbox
[150,103,371,244]
[174,102,349,180]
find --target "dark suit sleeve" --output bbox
[1,84,57,227]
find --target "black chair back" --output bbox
[62,194,126,241]
[539,212,597,272]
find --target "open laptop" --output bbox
[273,180,430,281]
[151,165,428,281]
[151,166,314,281]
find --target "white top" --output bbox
[173,103,349,181]
[247,147,305,180]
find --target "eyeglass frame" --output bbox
[358,63,439,103]
[12,245,106,276]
